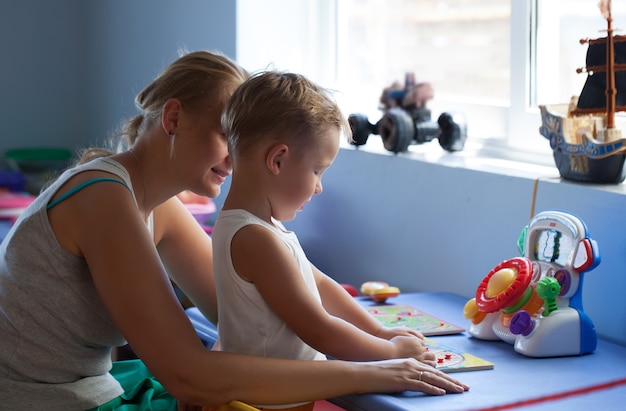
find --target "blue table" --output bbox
[0,219,11,243]
[186,292,626,410]
[331,292,626,411]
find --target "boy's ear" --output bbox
[161,98,182,135]
[266,143,289,175]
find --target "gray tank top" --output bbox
[0,157,150,410]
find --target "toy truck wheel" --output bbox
[379,108,414,153]
[437,112,467,152]
[348,113,376,146]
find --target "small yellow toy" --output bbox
[202,400,260,411]
[360,281,400,303]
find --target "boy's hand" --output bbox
[376,325,424,341]
[389,335,437,367]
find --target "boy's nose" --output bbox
[315,182,323,195]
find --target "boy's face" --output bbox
[272,129,340,221]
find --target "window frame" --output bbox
[236,0,556,166]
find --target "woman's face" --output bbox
[176,100,232,199]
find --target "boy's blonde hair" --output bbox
[222,71,351,159]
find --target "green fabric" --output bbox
[88,359,177,411]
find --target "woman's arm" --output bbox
[50,179,465,408]
[179,355,468,407]
[153,196,218,324]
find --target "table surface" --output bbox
[331,292,626,411]
[0,219,11,243]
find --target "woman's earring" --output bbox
[169,131,176,158]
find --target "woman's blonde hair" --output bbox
[222,71,351,159]
[79,50,248,164]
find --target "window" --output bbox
[237,0,626,164]
[534,0,626,106]
[335,0,510,140]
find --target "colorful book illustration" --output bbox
[366,304,493,372]
[367,304,465,336]
[424,337,494,373]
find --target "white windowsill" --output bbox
[341,137,626,196]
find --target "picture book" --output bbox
[365,304,493,372]
[366,304,465,336]
[424,337,494,373]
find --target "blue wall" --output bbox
[0,1,88,156]
[0,0,236,165]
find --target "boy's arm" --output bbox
[314,266,385,335]
[314,266,424,340]
[230,225,427,362]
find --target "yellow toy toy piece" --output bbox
[360,281,400,303]
[486,268,517,298]
[203,400,260,411]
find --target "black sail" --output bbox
[577,35,626,111]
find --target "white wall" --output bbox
[236,0,336,87]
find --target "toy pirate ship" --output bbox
[539,1,626,183]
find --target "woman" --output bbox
[0,50,468,410]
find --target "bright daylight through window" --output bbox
[336,0,509,122]
[334,0,626,163]
[535,0,626,106]
[336,0,510,149]
[237,0,626,166]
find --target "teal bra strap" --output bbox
[47,177,131,210]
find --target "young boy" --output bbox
[213,71,437,377]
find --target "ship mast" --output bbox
[570,2,626,120]
[606,0,616,129]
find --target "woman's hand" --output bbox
[358,358,469,396]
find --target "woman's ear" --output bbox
[161,98,182,135]
[266,144,289,175]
